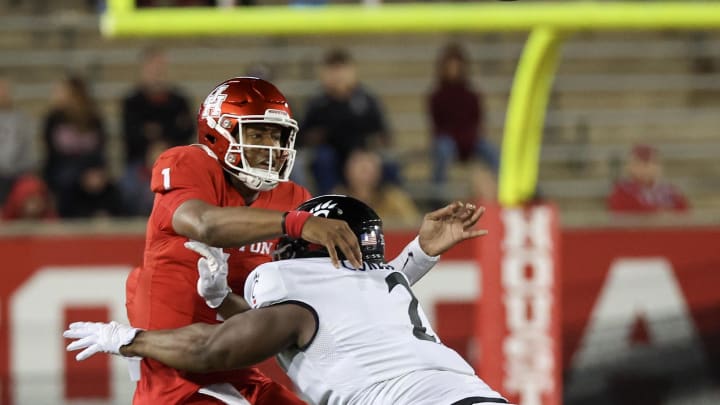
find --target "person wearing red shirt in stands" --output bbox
[607,144,689,213]
[127,76,485,404]
[1,174,56,221]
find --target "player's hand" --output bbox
[185,241,231,308]
[418,202,488,257]
[301,216,363,268]
[64,321,142,361]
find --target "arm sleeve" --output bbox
[387,236,440,286]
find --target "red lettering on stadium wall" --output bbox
[0,228,718,404]
[501,208,557,405]
[477,205,562,405]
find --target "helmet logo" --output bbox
[309,200,338,217]
[202,84,229,119]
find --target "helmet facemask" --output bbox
[209,110,298,191]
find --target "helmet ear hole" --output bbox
[204,134,216,144]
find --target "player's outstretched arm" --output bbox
[173,199,287,247]
[65,303,316,373]
[215,293,250,319]
[122,303,315,373]
[389,202,487,285]
[174,199,362,268]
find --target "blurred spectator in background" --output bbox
[607,144,689,213]
[59,157,125,218]
[246,62,274,81]
[119,139,169,216]
[1,174,55,221]
[428,43,499,186]
[42,75,107,207]
[0,76,37,205]
[334,149,420,228]
[122,46,193,167]
[299,48,398,194]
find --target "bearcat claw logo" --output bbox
[309,200,338,217]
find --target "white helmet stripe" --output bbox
[205,116,235,144]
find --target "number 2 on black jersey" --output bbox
[385,273,438,343]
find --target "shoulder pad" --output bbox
[244,263,289,309]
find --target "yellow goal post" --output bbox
[103,0,720,206]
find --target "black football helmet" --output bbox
[274,195,385,264]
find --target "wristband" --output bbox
[282,211,313,239]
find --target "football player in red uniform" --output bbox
[126,76,484,404]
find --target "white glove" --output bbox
[185,240,231,308]
[64,321,142,361]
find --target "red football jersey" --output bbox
[127,145,311,404]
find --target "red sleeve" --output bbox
[150,146,222,217]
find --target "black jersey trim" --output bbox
[271,300,319,351]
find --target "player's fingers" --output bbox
[184,241,212,258]
[207,246,227,263]
[63,328,89,339]
[68,321,93,330]
[67,335,95,351]
[425,201,463,221]
[337,224,362,268]
[64,323,97,338]
[186,242,222,268]
[463,206,485,229]
[198,257,218,276]
[76,344,101,361]
[323,239,341,269]
[461,229,489,240]
[455,203,475,222]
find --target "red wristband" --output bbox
[282,210,312,239]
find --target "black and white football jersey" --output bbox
[243,258,504,405]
